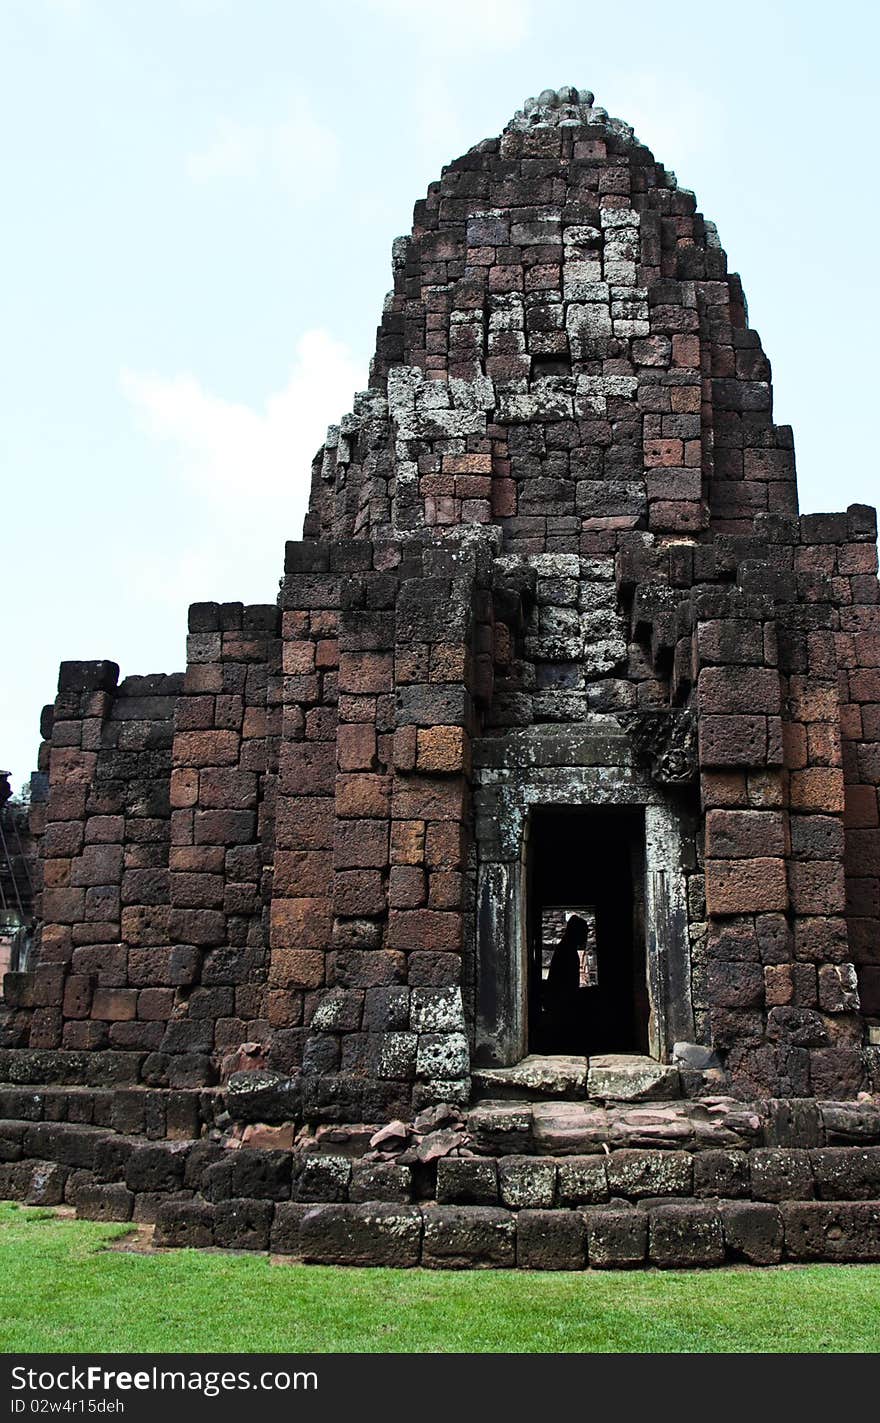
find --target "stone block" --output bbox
[202,1149,292,1202]
[584,1207,647,1268]
[719,1201,783,1265]
[299,1203,422,1266]
[810,1147,880,1201]
[24,1161,68,1206]
[693,1150,750,1199]
[749,1148,814,1201]
[293,1153,351,1203]
[556,1156,608,1204]
[498,1155,557,1209]
[705,858,789,915]
[782,1201,880,1262]
[436,1157,499,1205]
[213,1199,273,1251]
[605,1149,692,1199]
[349,1162,411,1203]
[421,1205,515,1268]
[68,1174,134,1222]
[517,1209,587,1270]
[649,1203,724,1267]
[124,1144,188,1193]
[154,1200,216,1249]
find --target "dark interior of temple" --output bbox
[527,806,649,1057]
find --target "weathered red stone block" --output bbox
[193,810,256,845]
[416,726,469,774]
[392,777,467,822]
[280,743,335,797]
[168,908,226,947]
[790,768,846,812]
[269,897,332,951]
[387,909,463,953]
[198,769,258,810]
[335,774,391,819]
[336,724,378,771]
[698,666,781,716]
[43,822,85,857]
[174,730,239,767]
[91,988,137,1021]
[330,950,406,988]
[268,949,325,990]
[388,866,426,909]
[700,715,768,767]
[333,821,389,870]
[273,850,332,898]
[84,815,125,844]
[170,768,199,808]
[390,820,425,866]
[137,989,175,1021]
[334,870,385,917]
[705,810,786,859]
[705,858,788,915]
[42,887,85,924]
[62,975,93,1019]
[697,620,764,665]
[170,873,224,909]
[794,916,849,964]
[275,797,334,850]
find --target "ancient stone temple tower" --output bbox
[3,88,880,1269]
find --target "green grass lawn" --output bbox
[1,1201,879,1352]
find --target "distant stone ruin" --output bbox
[2,87,880,1269]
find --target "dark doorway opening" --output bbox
[527,806,649,1056]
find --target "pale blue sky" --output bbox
[2,0,878,791]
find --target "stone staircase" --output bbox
[4,1067,880,1268]
[470,1053,686,1103]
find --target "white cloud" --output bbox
[186,99,340,194]
[118,328,366,611]
[120,327,364,512]
[365,0,531,50]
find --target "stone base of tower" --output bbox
[3,1065,880,1269]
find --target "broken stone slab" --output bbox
[467,1101,534,1155]
[605,1110,695,1150]
[369,1119,410,1150]
[587,1055,681,1102]
[471,1054,588,1100]
[239,1123,295,1150]
[413,1103,463,1133]
[672,1041,721,1072]
[415,1129,467,1163]
[530,1102,610,1154]
[313,1123,380,1157]
[820,1100,880,1145]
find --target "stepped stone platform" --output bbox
[472,1054,684,1102]
[3,1069,880,1268]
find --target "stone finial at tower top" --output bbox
[508,85,637,145]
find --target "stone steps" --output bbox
[2,1100,880,1267]
[0,1082,220,1140]
[4,1086,880,1268]
[471,1054,684,1103]
[467,1096,765,1155]
[240,1197,880,1268]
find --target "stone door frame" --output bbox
[473,751,695,1066]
